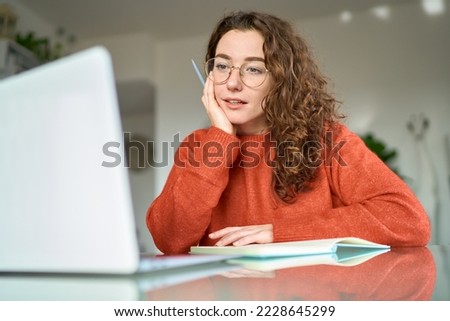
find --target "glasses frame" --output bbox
[204,57,270,88]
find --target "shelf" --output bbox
[0,39,39,79]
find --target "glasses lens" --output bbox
[240,61,268,88]
[205,58,230,84]
[204,58,268,87]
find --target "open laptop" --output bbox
[0,46,233,275]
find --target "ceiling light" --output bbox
[372,5,391,20]
[340,11,353,23]
[421,0,445,15]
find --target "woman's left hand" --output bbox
[209,224,273,246]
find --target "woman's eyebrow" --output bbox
[215,53,265,62]
[214,53,231,60]
[245,56,265,62]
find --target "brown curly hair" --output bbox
[205,11,344,202]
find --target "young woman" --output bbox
[147,11,430,254]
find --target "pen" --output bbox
[191,59,205,86]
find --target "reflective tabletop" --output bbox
[1,245,448,301]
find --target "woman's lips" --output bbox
[223,98,247,109]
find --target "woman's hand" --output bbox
[201,74,235,135]
[209,224,273,246]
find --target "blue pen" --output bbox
[191,59,205,86]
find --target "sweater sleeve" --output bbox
[273,125,431,246]
[146,127,240,254]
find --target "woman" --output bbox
[147,11,430,254]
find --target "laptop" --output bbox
[0,46,233,275]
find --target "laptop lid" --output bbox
[0,47,141,274]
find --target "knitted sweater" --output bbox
[147,124,430,254]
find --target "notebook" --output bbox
[190,237,390,257]
[0,46,232,275]
[225,247,390,272]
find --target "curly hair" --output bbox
[205,11,344,203]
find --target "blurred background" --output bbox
[1,0,449,250]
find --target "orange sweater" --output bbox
[147,124,430,254]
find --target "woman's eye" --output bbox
[215,63,229,71]
[245,66,264,74]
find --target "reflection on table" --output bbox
[147,247,437,301]
[1,245,448,301]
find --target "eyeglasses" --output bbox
[204,57,270,88]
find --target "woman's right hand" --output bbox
[201,74,236,135]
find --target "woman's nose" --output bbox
[226,68,243,91]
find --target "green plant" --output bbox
[360,133,401,177]
[15,31,62,63]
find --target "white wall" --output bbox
[154,34,210,189]
[7,0,55,39]
[74,34,158,252]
